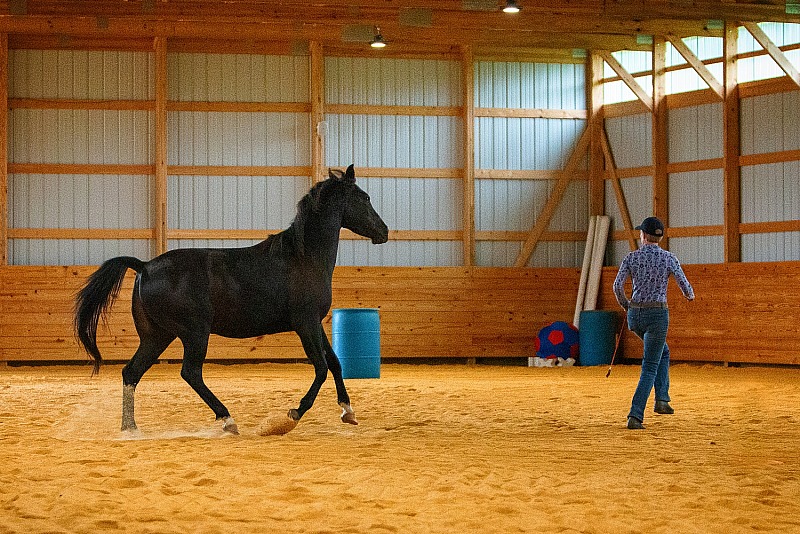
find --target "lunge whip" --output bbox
[605,314,626,378]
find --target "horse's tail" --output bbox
[74,256,145,375]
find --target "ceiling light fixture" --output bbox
[370,27,387,48]
[502,0,521,13]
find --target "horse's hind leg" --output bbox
[121,329,175,432]
[179,332,238,434]
[320,325,358,425]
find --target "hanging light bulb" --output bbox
[502,0,521,13]
[370,27,387,48]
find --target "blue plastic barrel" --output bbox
[578,310,619,366]
[331,308,381,379]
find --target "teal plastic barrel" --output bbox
[578,310,618,366]
[332,308,381,379]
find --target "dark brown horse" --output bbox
[74,165,388,434]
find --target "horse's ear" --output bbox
[328,165,356,184]
[344,164,356,183]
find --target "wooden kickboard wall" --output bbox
[1,263,798,366]
[0,266,578,365]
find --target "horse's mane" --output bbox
[263,171,345,257]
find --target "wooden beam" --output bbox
[742,22,800,89]
[513,124,591,267]
[600,128,637,252]
[169,101,310,113]
[326,104,461,116]
[588,51,605,217]
[474,108,587,119]
[310,41,325,184]
[652,37,669,250]
[599,50,653,112]
[9,163,154,175]
[461,45,475,267]
[154,36,168,256]
[0,34,7,266]
[8,228,153,240]
[169,165,311,177]
[665,36,724,99]
[723,22,741,263]
[476,169,586,180]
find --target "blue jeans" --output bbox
[627,307,670,422]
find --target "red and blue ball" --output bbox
[535,321,579,361]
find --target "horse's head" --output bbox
[331,165,389,245]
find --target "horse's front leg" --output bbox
[289,322,330,422]
[320,325,358,425]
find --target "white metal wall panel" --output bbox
[739,89,800,262]
[668,170,724,264]
[324,114,461,169]
[605,176,652,266]
[168,174,308,231]
[10,109,152,164]
[169,53,309,102]
[9,50,153,99]
[9,238,152,265]
[741,161,800,262]
[168,111,309,166]
[668,103,723,162]
[8,173,153,265]
[741,92,800,155]
[742,232,800,262]
[337,241,463,267]
[475,117,584,170]
[325,57,461,106]
[669,170,724,227]
[475,62,585,109]
[604,114,652,169]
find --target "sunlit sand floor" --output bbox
[1,362,799,533]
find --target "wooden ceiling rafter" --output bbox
[1,1,798,54]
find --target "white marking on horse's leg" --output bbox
[121,384,137,431]
[339,402,359,425]
[221,416,239,435]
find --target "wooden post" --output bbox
[310,41,325,185]
[652,37,669,249]
[723,23,741,263]
[588,52,605,217]
[461,45,475,267]
[154,37,168,256]
[0,34,7,266]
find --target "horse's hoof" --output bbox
[340,403,359,425]
[288,409,301,421]
[222,416,239,435]
[341,412,359,425]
